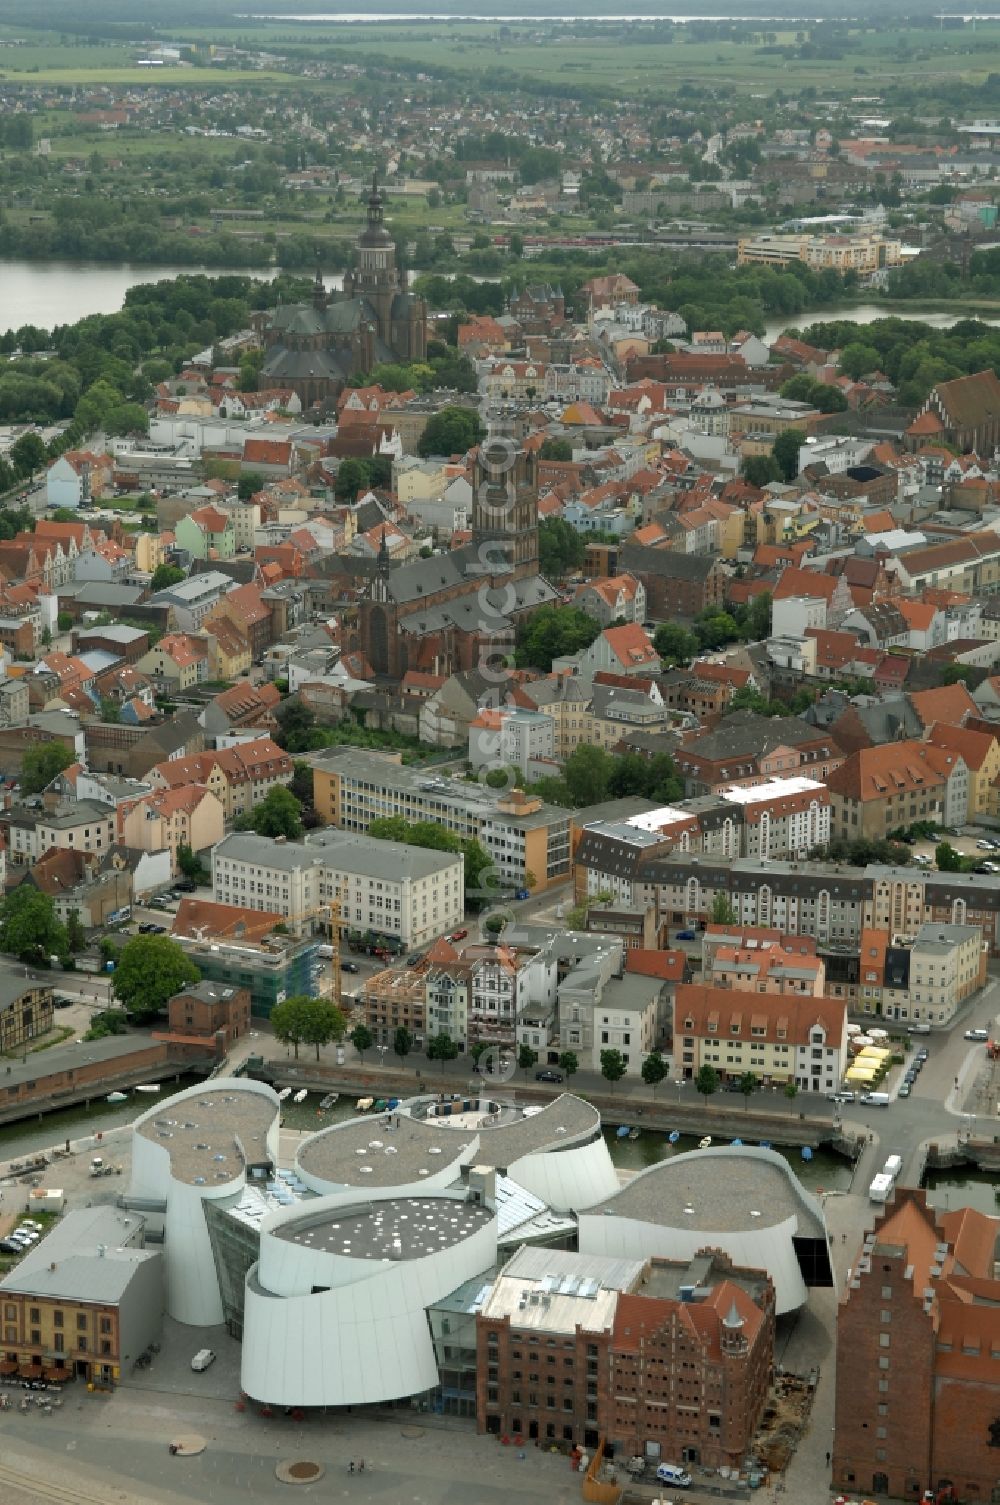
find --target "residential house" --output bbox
[174,506,237,561]
[673,981,847,1094]
[121,784,225,874]
[136,634,209,693]
[825,741,966,842]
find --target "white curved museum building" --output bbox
[578,1144,832,1314]
[241,1188,496,1408]
[125,1084,830,1410]
[127,1078,281,1327]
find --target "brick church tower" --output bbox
[470,433,539,580]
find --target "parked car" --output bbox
[53,995,74,1009]
[175,879,197,892]
[965,1027,990,1041]
[342,961,359,974]
[0,1239,22,1254]
[449,929,468,942]
[535,1069,564,1084]
[676,930,696,941]
[138,922,157,934]
[191,1349,216,1372]
[916,1049,929,1062]
[898,1082,911,1098]
[827,1090,855,1103]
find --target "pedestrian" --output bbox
[349,1461,354,1474]
[825,1451,831,1467]
[842,1232,847,1244]
[359,1459,365,1472]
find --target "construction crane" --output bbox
[300,889,346,1008]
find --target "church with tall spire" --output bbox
[257,174,427,410]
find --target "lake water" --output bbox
[762,302,1000,344]
[1,260,996,341]
[0,259,343,336]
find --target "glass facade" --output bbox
[181,938,322,1019]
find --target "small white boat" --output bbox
[319,1093,339,1110]
[698,1135,712,1150]
[134,1084,160,1094]
[277,1087,292,1103]
[356,1097,374,1112]
[293,1089,308,1104]
[106,1092,127,1104]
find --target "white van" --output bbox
[656,1462,692,1488]
[191,1349,216,1372]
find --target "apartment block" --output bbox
[308,749,570,893]
[211,829,464,948]
[673,982,847,1094]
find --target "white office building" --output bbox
[211,829,465,946]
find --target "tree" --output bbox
[272,994,345,1060]
[150,563,185,592]
[694,1064,719,1103]
[484,914,507,937]
[539,437,573,462]
[747,591,772,642]
[738,1070,759,1110]
[177,843,210,886]
[393,1026,414,1065]
[784,1080,799,1108]
[600,1048,627,1091]
[838,340,881,380]
[935,841,963,872]
[9,431,46,478]
[641,1050,667,1098]
[65,911,87,954]
[417,406,483,459]
[742,454,781,487]
[710,893,738,925]
[558,1050,578,1081]
[517,1043,538,1080]
[772,427,807,482]
[514,605,599,672]
[538,516,585,578]
[238,471,265,501]
[426,1031,459,1062]
[335,457,372,501]
[0,887,67,964]
[112,935,200,1023]
[56,612,73,633]
[19,741,73,796]
[653,622,698,666]
[238,786,303,841]
[301,996,346,1060]
[563,744,613,807]
[350,1023,374,1061]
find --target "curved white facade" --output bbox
[508,1135,619,1212]
[241,1188,497,1407]
[578,1146,828,1315]
[294,1093,616,1212]
[128,1078,280,1327]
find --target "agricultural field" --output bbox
[0,19,998,95]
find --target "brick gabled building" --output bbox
[834,1187,1000,1503]
[476,1245,774,1466]
[905,367,1000,455]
